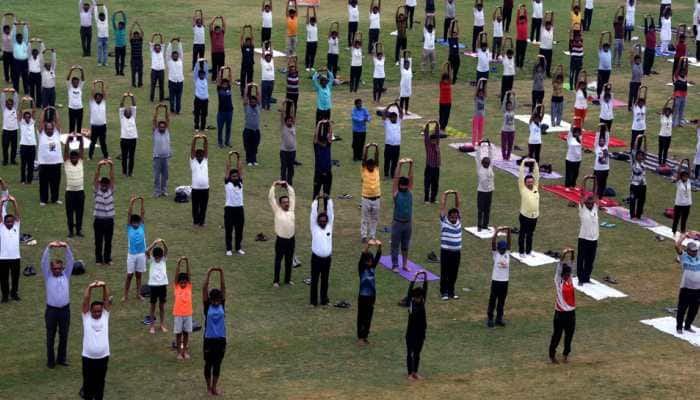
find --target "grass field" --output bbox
[0,0,699,399]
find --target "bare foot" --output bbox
[176,353,184,360]
[212,388,222,396]
[160,325,168,333]
[414,373,424,380]
[273,282,280,288]
[138,295,145,301]
[550,356,559,364]
[402,266,411,272]
[149,326,155,334]
[184,351,191,359]
[563,355,569,364]
[120,296,127,302]
[357,339,366,346]
[407,374,417,381]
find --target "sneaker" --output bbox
[237,249,246,255]
[225,251,233,256]
[247,162,253,166]
[40,202,46,207]
[253,162,259,166]
[292,256,302,267]
[452,295,460,300]
[55,200,63,205]
[441,295,449,301]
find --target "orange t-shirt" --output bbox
[287,17,298,36]
[173,282,193,316]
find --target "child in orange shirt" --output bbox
[173,256,193,360]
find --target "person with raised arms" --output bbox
[123,196,145,302]
[439,190,461,300]
[391,158,414,272]
[166,39,184,115]
[577,179,599,285]
[405,270,427,381]
[93,159,115,266]
[202,267,226,396]
[673,234,700,334]
[81,280,111,400]
[78,1,93,57]
[173,256,193,360]
[357,239,382,345]
[487,227,511,328]
[88,81,108,160]
[1,87,19,166]
[190,134,210,227]
[549,248,576,364]
[37,106,63,205]
[146,238,169,334]
[18,101,36,183]
[309,194,334,306]
[361,143,380,243]
[63,133,85,238]
[269,180,296,287]
[118,92,137,177]
[0,193,21,303]
[151,104,171,198]
[41,241,74,368]
[518,158,539,257]
[224,151,245,256]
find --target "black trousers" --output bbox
[211,52,225,81]
[315,109,331,124]
[65,190,85,234]
[28,71,41,103]
[240,64,254,96]
[193,98,208,131]
[114,46,126,75]
[477,191,492,230]
[305,41,317,68]
[576,238,597,284]
[2,129,17,164]
[119,138,136,176]
[569,56,583,89]
[549,310,575,358]
[45,304,70,366]
[352,132,366,161]
[518,214,537,254]
[629,184,646,219]
[530,18,542,42]
[80,26,92,56]
[406,332,425,374]
[596,69,611,98]
[503,6,513,32]
[658,136,671,166]
[583,8,593,31]
[472,25,483,52]
[349,66,362,92]
[565,160,580,188]
[539,48,552,76]
[39,163,62,203]
[500,75,514,103]
[192,44,205,70]
[94,218,114,264]
[643,48,655,75]
[41,87,56,108]
[439,104,451,131]
[628,81,641,111]
[348,21,358,47]
[191,188,209,225]
[310,254,331,306]
[11,59,28,93]
[89,124,108,159]
[515,40,527,68]
[357,295,376,339]
[532,90,545,111]
[443,18,453,42]
[82,356,109,400]
[224,206,244,252]
[677,288,700,330]
[594,169,608,197]
[149,69,164,102]
[326,53,339,76]
[449,54,460,84]
[487,280,508,322]
[68,108,83,133]
[368,29,379,53]
[528,143,542,164]
[672,205,691,234]
[384,144,400,178]
[274,236,295,284]
[168,81,183,114]
[372,78,384,102]
[630,129,644,151]
[423,166,439,203]
[19,144,35,183]
[0,259,20,300]
[395,36,407,63]
[242,129,260,164]
[439,249,461,297]
[261,27,272,44]
[313,171,332,199]
[1,51,12,82]
[131,58,143,87]
[280,150,296,185]
[406,6,415,29]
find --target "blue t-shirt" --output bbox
[127,223,146,255]
[204,300,227,339]
[314,143,332,173]
[351,107,370,133]
[393,191,413,222]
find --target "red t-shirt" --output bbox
[562,279,575,309]
[211,30,225,53]
[674,42,687,60]
[439,81,452,104]
[516,19,528,41]
[645,30,656,49]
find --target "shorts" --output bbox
[173,315,193,334]
[149,285,167,304]
[126,253,147,274]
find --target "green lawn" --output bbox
[1,0,699,399]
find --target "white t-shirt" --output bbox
[262,11,273,28]
[586,0,594,9]
[540,27,553,50]
[225,181,243,207]
[594,145,610,171]
[369,12,381,30]
[28,55,42,73]
[406,0,417,6]
[38,132,63,164]
[493,20,504,38]
[476,49,490,72]
[119,108,138,139]
[328,37,339,54]
[423,29,435,50]
[473,8,485,27]
[632,105,646,131]
[373,56,385,78]
[167,59,184,83]
[574,89,587,109]
[625,4,635,26]
[661,17,672,42]
[150,47,165,71]
[2,105,18,131]
[502,57,515,76]
[579,204,599,241]
[659,114,672,137]
[528,122,542,145]
[492,251,510,281]
[0,221,20,259]
[348,5,359,22]
[190,158,209,189]
[82,310,110,359]
[193,25,205,44]
[261,59,275,81]
[399,61,413,97]
[532,1,543,19]
[67,81,85,110]
[599,98,613,120]
[306,24,318,42]
[351,48,363,66]
[384,119,401,145]
[148,257,168,286]
[566,133,582,162]
[676,180,693,206]
[90,100,107,126]
[19,119,36,146]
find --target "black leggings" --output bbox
[477,191,492,230]
[68,108,83,134]
[518,214,537,255]
[406,6,415,29]
[372,78,384,102]
[439,104,451,131]
[82,356,109,400]
[629,184,646,219]
[349,66,362,92]
[673,205,691,234]
[677,288,700,331]
[357,295,375,339]
[405,332,424,374]
[658,136,671,166]
[515,40,527,68]
[119,138,136,176]
[191,188,209,226]
[19,144,35,183]
[565,160,580,188]
[395,36,407,63]
[530,18,542,42]
[224,206,244,252]
[203,338,226,380]
[549,310,575,358]
[384,144,400,178]
[449,54,460,84]
[487,280,508,322]
[500,75,513,103]
[594,170,609,198]
[348,21,358,47]
[399,97,410,114]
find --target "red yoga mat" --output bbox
[558,131,626,150]
[543,184,619,207]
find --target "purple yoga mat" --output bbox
[604,206,659,228]
[378,256,440,281]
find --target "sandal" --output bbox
[603,275,618,285]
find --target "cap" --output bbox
[688,242,698,251]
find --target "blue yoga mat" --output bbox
[436,38,465,48]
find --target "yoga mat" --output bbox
[60,134,92,148]
[514,114,571,133]
[646,225,699,247]
[374,108,422,120]
[436,38,465,48]
[604,206,659,228]
[378,256,440,281]
[557,131,626,149]
[463,226,503,240]
[389,30,398,36]
[254,48,287,57]
[511,251,558,267]
[572,277,628,300]
[666,81,696,86]
[462,51,478,58]
[587,97,627,108]
[614,152,700,191]
[460,143,564,180]
[655,47,675,57]
[665,57,700,67]
[641,317,700,347]
[542,185,619,207]
[445,127,468,139]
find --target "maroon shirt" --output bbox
[211,30,225,53]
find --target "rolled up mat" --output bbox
[557,131,626,149]
[378,256,439,281]
[572,277,628,300]
[641,317,700,347]
[542,185,619,207]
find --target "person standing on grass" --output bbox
[260,51,275,111]
[472,2,485,52]
[368,2,381,54]
[123,196,145,302]
[438,72,451,134]
[613,14,625,68]
[278,108,296,185]
[672,68,690,128]
[631,97,646,151]
[624,0,636,42]
[530,0,543,43]
[41,241,74,368]
[569,33,584,92]
[88,85,108,160]
[269,181,296,287]
[193,59,209,131]
[531,57,546,112]
[41,47,57,107]
[599,84,614,133]
[628,53,642,112]
[475,37,490,82]
[594,126,610,198]
[118,93,137,177]
[202,267,226,396]
[19,107,36,184]
[27,41,44,106]
[216,75,233,148]
[192,12,205,71]
[0,194,21,303]
[518,158,539,257]
[357,239,382,345]
[395,10,408,65]
[473,80,487,144]
[577,190,599,285]
[672,169,692,237]
[1,88,18,166]
[422,22,436,74]
[224,152,245,256]
[476,142,494,231]
[348,0,360,48]
[38,108,63,206]
[63,134,85,238]
[66,66,85,134]
[146,238,168,334]
[383,103,403,178]
[447,22,461,84]
[313,121,333,199]
[405,270,427,381]
[674,235,700,334]
[503,0,514,32]
[659,8,672,55]
[286,4,298,56]
[658,105,672,167]
[209,17,226,82]
[129,22,144,88]
[312,70,334,123]
[573,80,587,129]
[173,257,192,360]
[643,17,656,76]
[190,134,210,227]
[565,126,582,189]
[515,7,528,69]
[500,92,516,161]
[405,0,416,29]
[309,195,334,306]
[305,10,319,70]
[539,19,553,76]
[583,0,594,31]
[391,159,414,273]
[596,37,612,100]
[444,0,456,42]
[242,84,261,166]
[439,190,461,301]
[112,10,127,76]
[151,105,171,198]
[93,2,108,67]
[361,143,381,242]
[286,64,299,112]
[327,29,340,76]
[1,15,14,84]
[351,99,370,161]
[81,280,111,400]
[166,39,184,115]
[349,36,363,93]
[423,123,440,204]
[78,1,93,57]
[551,68,564,127]
[10,21,29,94]
[148,38,165,104]
[487,227,511,328]
[398,55,413,114]
[549,249,576,364]
[629,148,647,220]
[240,33,255,98]
[93,160,115,266]
[261,2,273,43]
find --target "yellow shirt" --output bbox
[518,161,540,218]
[570,12,582,28]
[268,184,296,238]
[361,166,381,198]
[287,17,298,37]
[64,160,84,191]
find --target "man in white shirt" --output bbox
[152,107,171,198]
[309,196,334,306]
[28,41,44,105]
[0,194,21,302]
[41,48,57,107]
[348,0,359,48]
[421,23,436,73]
[166,40,184,114]
[1,88,19,166]
[472,2,485,52]
[38,112,64,205]
[81,281,111,400]
[118,94,137,176]
[383,103,403,178]
[94,2,109,66]
[539,19,554,76]
[18,109,36,183]
[583,0,594,31]
[149,40,165,103]
[530,0,543,43]
[89,90,107,160]
[66,66,85,133]
[79,0,93,57]
[63,134,85,237]
[190,134,209,227]
[577,192,599,285]
[192,14,206,70]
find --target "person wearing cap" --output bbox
[41,241,74,368]
[549,249,576,364]
[674,234,700,334]
[488,227,511,328]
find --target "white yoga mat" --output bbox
[389,30,398,36]
[666,82,696,87]
[463,226,503,240]
[511,251,558,267]
[514,114,571,133]
[60,134,92,148]
[375,108,422,120]
[563,50,571,56]
[586,81,597,90]
[254,48,288,57]
[572,277,628,300]
[641,317,700,347]
[646,225,699,247]
[667,57,700,67]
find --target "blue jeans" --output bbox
[152,157,169,196]
[217,111,233,146]
[97,37,108,65]
[673,96,686,127]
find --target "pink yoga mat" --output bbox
[379,256,440,281]
[588,97,627,108]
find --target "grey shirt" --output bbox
[244,104,260,130]
[152,129,171,158]
[631,62,643,83]
[532,67,545,91]
[474,96,486,117]
[280,123,296,151]
[445,1,456,18]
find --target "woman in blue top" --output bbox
[357,240,382,345]
[216,73,234,148]
[123,196,145,301]
[202,267,226,396]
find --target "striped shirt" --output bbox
[286,73,299,96]
[94,188,115,219]
[554,262,576,311]
[570,42,584,58]
[440,216,462,250]
[424,131,440,168]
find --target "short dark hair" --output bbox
[100,177,111,185]
[278,195,289,203]
[3,214,14,222]
[153,247,164,258]
[398,176,409,186]
[561,265,572,277]
[130,214,142,224]
[448,208,459,217]
[177,272,190,283]
[90,301,104,310]
[70,150,79,157]
[209,288,223,302]
[354,98,362,106]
